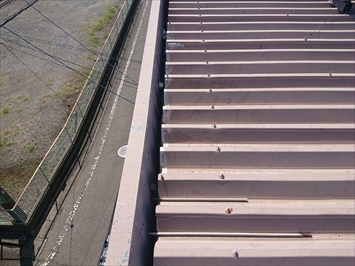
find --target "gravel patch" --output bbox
[0,0,123,200]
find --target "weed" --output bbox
[40,94,49,103]
[0,162,39,201]
[86,5,119,50]
[0,130,14,147]
[58,68,91,102]
[93,6,116,31]
[27,142,36,153]
[0,137,7,147]
[0,73,9,90]
[2,107,9,114]
[16,94,30,103]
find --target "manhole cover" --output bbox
[118,145,127,158]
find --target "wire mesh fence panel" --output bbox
[16,168,53,223]
[0,211,14,225]
[0,0,134,225]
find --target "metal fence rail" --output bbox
[0,0,134,226]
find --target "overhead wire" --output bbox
[1,31,142,64]
[0,32,142,64]
[1,31,109,57]
[1,41,73,109]
[3,25,135,105]
[23,0,138,85]
[0,0,16,9]
[1,39,138,88]
[0,0,38,28]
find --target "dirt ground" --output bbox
[0,0,123,200]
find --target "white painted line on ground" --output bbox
[40,1,149,265]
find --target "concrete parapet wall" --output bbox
[105,0,165,264]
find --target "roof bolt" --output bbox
[160,175,164,181]
[217,146,221,152]
[205,49,207,53]
[225,207,233,215]
[211,105,214,109]
[233,251,239,259]
[203,39,205,42]
[209,88,213,93]
[207,74,210,77]
[201,30,203,33]
[219,174,225,179]
[213,124,217,128]
[206,61,209,64]
[329,71,332,76]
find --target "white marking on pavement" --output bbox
[40,1,149,265]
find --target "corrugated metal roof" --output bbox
[155,0,355,264]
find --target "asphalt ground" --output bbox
[33,1,151,265]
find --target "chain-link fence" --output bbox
[0,0,134,225]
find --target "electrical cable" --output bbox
[1,40,138,87]
[1,31,142,65]
[1,31,109,57]
[1,41,73,109]
[0,0,16,9]
[0,0,38,28]
[3,26,135,105]
[23,0,138,85]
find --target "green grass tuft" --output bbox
[2,107,9,114]
[27,143,37,153]
[86,5,119,50]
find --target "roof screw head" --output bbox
[160,175,164,180]
[207,74,210,77]
[209,88,213,93]
[213,124,217,128]
[225,207,233,215]
[205,49,207,53]
[219,174,225,179]
[206,61,209,64]
[203,39,205,42]
[217,146,221,152]
[211,105,214,109]
[233,251,239,259]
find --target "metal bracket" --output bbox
[330,0,353,13]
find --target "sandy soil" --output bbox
[0,0,122,199]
